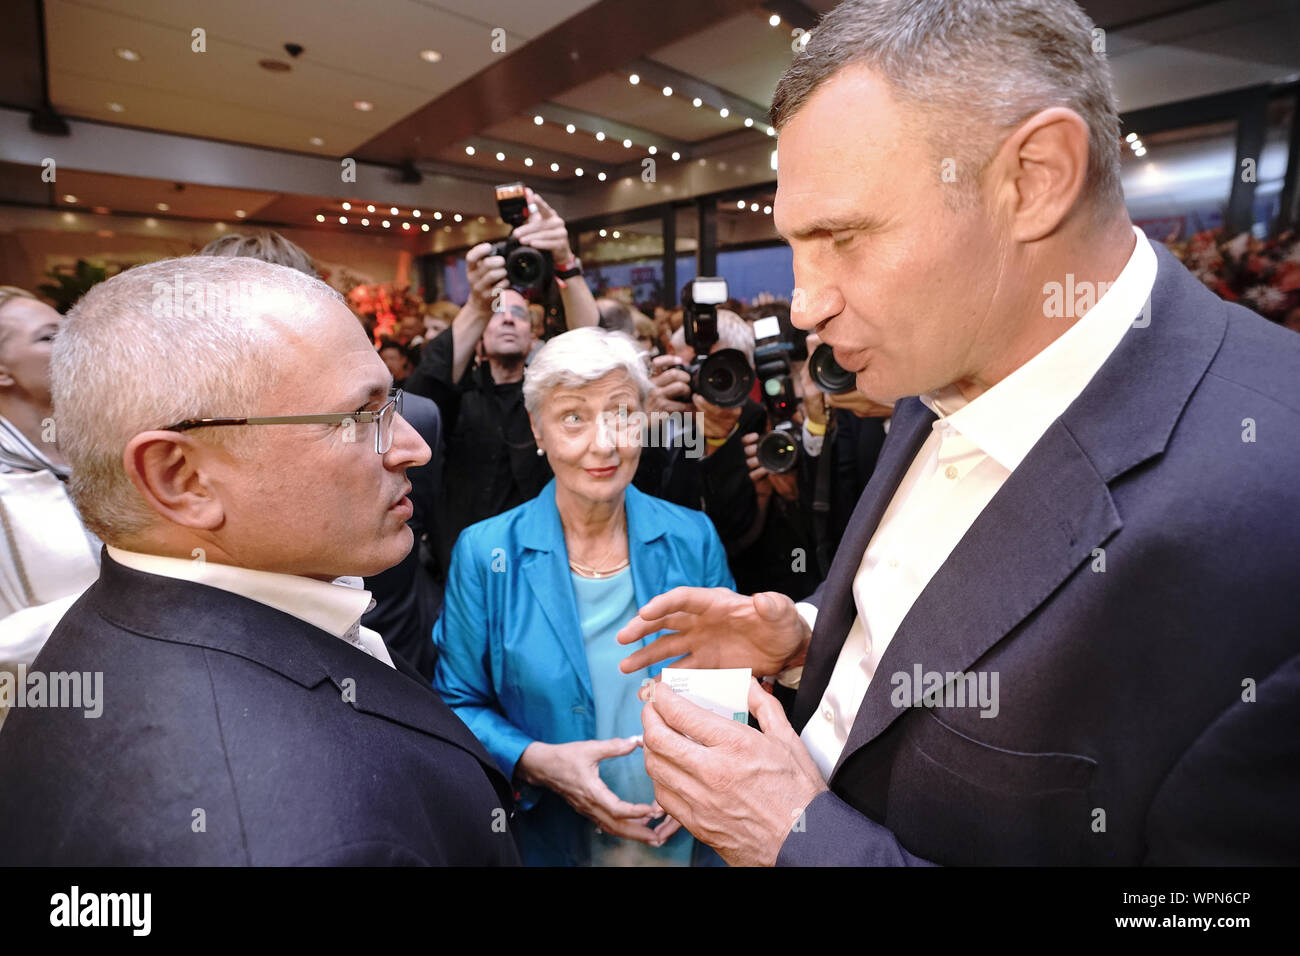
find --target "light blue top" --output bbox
[572,567,693,866]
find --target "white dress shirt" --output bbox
[105,546,394,668]
[796,226,1157,780]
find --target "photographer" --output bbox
[633,307,763,562]
[405,187,598,570]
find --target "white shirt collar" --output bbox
[105,545,374,641]
[920,225,1157,472]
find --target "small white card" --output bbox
[660,667,751,723]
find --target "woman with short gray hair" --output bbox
[434,326,734,866]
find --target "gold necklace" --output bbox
[568,556,630,578]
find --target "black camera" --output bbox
[753,314,801,474]
[808,342,857,394]
[681,277,754,407]
[490,182,553,293]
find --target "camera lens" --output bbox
[507,246,551,288]
[694,349,755,407]
[809,343,857,394]
[757,430,799,473]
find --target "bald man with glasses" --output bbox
[0,256,520,866]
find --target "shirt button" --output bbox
[945,465,958,480]
[822,704,834,722]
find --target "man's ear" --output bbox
[989,107,1092,243]
[122,431,225,531]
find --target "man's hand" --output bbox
[513,188,575,265]
[742,431,799,503]
[515,738,672,845]
[646,354,693,416]
[617,587,810,677]
[693,393,742,442]
[640,679,827,866]
[465,242,508,315]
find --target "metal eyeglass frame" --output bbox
[160,387,403,455]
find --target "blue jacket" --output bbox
[433,478,734,864]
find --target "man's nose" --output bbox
[791,264,844,332]
[386,412,431,469]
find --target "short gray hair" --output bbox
[771,0,1123,212]
[523,326,652,420]
[51,255,343,543]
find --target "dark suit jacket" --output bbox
[0,552,521,866]
[778,242,1300,866]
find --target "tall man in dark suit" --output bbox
[0,255,520,865]
[618,0,1300,866]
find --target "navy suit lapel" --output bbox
[791,401,936,731]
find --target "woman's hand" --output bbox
[516,738,669,845]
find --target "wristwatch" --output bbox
[555,256,583,279]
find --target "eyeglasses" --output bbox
[161,387,404,455]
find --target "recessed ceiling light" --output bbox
[465,145,475,156]
[550,162,559,171]
[433,211,442,219]
[1125,132,1138,143]
[62,212,75,223]
[744,117,754,127]
[235,209,247,218]
[629,73,640,85]
[565,123,575,134]
[763,205,772,215]
[310,136,325,146]
[63,194,77,203]
[353,100,374,111]
[115,48,141,62]
[419,49,442,63]
[737,200,746,209]
[402,222,410,230]
[361,218,369,226]
[390,206,398,215]
[107,102,124,112]
[769,14,781,27]
[421,223,429,231]
[648,145,656,155]
[477,216,485,223]
[612,230,620,238]
[662,86,672,96]
[496,151,505,161]
[342,202,351,210]
[750,203,759,212]
[595,131,605,141]
[597,172,606,181]
[524,157,533,166]
[145,217,157,227]
[315,214,325,222]
[367,204,375,212]
[622,138,632,148]
[692,97,702,108]
[575,168,584,176]
[443,225,451,232]
[382,219,391,228]
[719,107,729,118]
[412,209,421,218]
[533,115,544,125]
[671,151,680,161]
[1134,147,1147,157]
[766,126,775,136]
[453,214,462,222]
[339,216,347,224]
[156,202,169,211]
[599,229,607,237]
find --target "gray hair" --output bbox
[199,230,318,278]
[51,255,344,543]
[771,0,1123,213]
[523,326,652,420]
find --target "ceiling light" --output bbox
[465,145,475,155]
[744,117,754,127]
[550,162,560,171]
[496,151,506,161]
[339,216,348,224]
[767,126,775,136]
[453,213,462,222]
[662,86,672,96]
[310,136,324,146]
[1126,132,1138,143]
[353,100,373,111]
[1134,147,1147,156]
[156,202,169,211]
[524,157,533,166]
[342,202,351,210]
[719,107,729,118]
[315,214,325,222]
[737,200,746,209]
[750,203,759,211]
[671,151,680,161]
[599,229,607,237]
[412,209,421,218]
[1130,139,1143,150]
[622,138,632,148]
[402,222,410,230]
[692,97,702,107]
[433,211,442,219]
[390,206,398,215]
[419,49,442,63]
[575,167,584,176]
[367,204,375,212]
[565,123,576,133]
[63,194,77,203]
[115,48,141,62]
[421,223,429,231]
[648,145,656,155]
[595,131,605,141]
[145,217,157,227]
[382,220,391,228]
[763,205,772,215]
[361,218,369,226]
[533,114,544,125]
[612,230,620,238]
[769,14,781,27]
[629,73,640,85]
[235,209,247,218]
[597,172,607,181]
[107,102,124,112]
